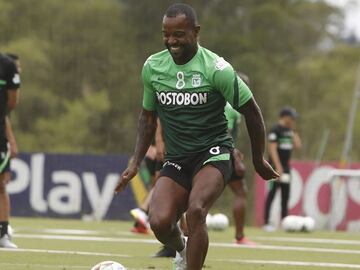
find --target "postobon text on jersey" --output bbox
[156,91,208,106]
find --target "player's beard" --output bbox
[166,42,197,64]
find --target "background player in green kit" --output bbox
[115,4,278,270]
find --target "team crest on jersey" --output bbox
[214,57,230,71]
[192,74,202,87]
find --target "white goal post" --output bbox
[328,169,360,231]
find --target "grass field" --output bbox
[1,217,360,270]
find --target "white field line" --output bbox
[0,263,163,270]
[14,233,360,255]
[215,259,360,269]
[13,228,134,236]
[14,228,360,245]
[0,247,130,257]
[0,263,88,269]
[254,236,360,246]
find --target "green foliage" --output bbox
[1,0,359,162]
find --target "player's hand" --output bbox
[233,149,245,179]
[115,163,139,194]
[253,158,279,180]
[276,166,284,177]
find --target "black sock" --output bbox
[0,221,8,237]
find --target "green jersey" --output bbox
[142,45,252,159]
[224,102,241,144]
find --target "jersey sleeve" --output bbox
[268,126,279,143]
[142,60,156,111]
[224,102,240,130]
[5,59,20,90]
[212,58,252,111]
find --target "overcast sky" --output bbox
[325,0,360,38]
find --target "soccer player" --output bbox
[263,106,301,232]
[225,72,255,245]
[115,4,278,270]
[0,53,21,248]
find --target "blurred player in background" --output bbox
[263,106,301,232]
[225,72,255,245]
[115,3,278,269]
[6,54,21,161]
[0,53,21,248]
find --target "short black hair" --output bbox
[165,3,198,26]
[279,106,298,119]
[6,53,19,60]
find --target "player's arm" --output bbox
[155,118,165,161]
[115,60,158,193]
[5,116,18,158]
[268,131,284,175]
[115,109,157,193]
[293,132,302,150]
[239,98,278,180]
[213,63,278,180]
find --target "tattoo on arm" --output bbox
[132,109,157,167]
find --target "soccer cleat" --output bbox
[153,245,176,258]
[173,238,187,270]
[0,234,17,248]
[130,208,149,229]
[130,222,150,235]
[262,224,276,232]
[235,236,257,246]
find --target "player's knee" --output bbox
[149,214,173,236]
[187,204,207,225]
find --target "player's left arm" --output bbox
[5,116,18,158]
[293,132,302,150]
[213,64,278,180]
[239,99,278,180]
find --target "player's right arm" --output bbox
[268,130,283,176]
[155,118,165,162]
[115,60,157,193]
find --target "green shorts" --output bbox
[160,146,234,191]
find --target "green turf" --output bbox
[0,217,359,270]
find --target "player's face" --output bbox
[283,116,296,129]
[162,14,199,64]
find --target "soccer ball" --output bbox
[211,213,229,231]
[302,216,316,232]
[281,215,303,232]
[282,216,316,233]
[206,214,214,229]
[91,261,126,270]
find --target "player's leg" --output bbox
[148,176,188,252]
[0,171,16,248]
[263,181,279,231]
[186,165,225,270]
[280,183,290,219]
[229,179,247,240]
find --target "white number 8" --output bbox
[176,71,185,89]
